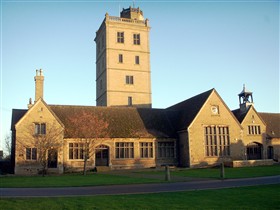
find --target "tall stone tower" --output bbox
[95,7,152,108]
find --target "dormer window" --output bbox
[35,123,46,135]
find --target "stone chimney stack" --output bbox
[34,69,44,103]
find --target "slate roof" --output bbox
[166,89,214,131]
[49,105,177,138]
[259,112,280,138]
[11,109,28,131]
[232,108,248,123]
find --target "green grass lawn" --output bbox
[1,184,279,210]
[136,165,280,179]
[0,173,162,188]
[1,165,279,188]
[171,165,280,179]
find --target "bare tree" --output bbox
[4,134,12,160]
[17,122,63,176]
[67,110,109,175]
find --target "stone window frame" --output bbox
[158,141,175,158]
[119,54,123,63]
[248,125,261,135]
[133,33,140,45]
[68,143,89,160]
[115,142,134,159]
[135,55,140,65]
[204,125,230,157]
[34,123,46,135]
[140,142,153,158]
[26,147,37,160]
[125,75,134,85]
[117,32,124,43]
[128,96,133,106]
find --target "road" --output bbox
[1,175,279,198]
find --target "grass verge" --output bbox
[1,165,279,188]
[138,165,280,179]
[1,184,279,210]
[0,173,162,188]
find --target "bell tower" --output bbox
[94,7,152,108]
[238,84,254,113]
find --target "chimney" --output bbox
[34,69,44,103]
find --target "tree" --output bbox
[17,122,63,176]
[4,134,12,160]
[67,110,109,175]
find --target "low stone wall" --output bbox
[232,159,275,168]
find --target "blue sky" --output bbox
[0,0,279,151]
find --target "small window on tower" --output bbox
[135,56,140,65]
[119,54,123,63]
[133,34,140,45]
[125,75,134,85]
[117,32,124,43]
[128,96,133,106]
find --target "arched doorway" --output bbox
[95,145,109,166]
[246,142,262,160]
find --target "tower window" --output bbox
[126,75,134,85]
[133,34,140,45]
[128,96,133,106]
[119,54,123,63]
[135,56,140,64]
[117,32,124,43]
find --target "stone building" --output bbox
[11,7,279,174]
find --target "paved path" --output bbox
[1,175,279,198]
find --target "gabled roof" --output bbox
[11,109,28,131]
[232,106,266,127]
[166,89,214,131]
[259,112,280,138]
[49,105,176,138]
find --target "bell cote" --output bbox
[238,84,254,113]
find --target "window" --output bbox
[158,142,175,158]
[133,33,140,45]
[140,142,153,158]
[205,126,230,157]
[119,54,123,63]
[135,56,140,64]
[117,32,124,43]
[69,143,89,160]
[26,148,37,160]
[125,75,134,85]
[128,96,133,106]
[115,142,134,158]
[35,123,46,135]
[248,125,261,135]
